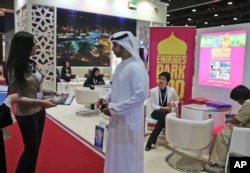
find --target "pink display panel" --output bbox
[198,30,247,88]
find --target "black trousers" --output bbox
[147,109,169,145]
[15,109,46,173]
[0,130,7,173]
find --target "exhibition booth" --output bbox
[8,0,250,172]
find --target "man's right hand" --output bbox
[96,98,104,108]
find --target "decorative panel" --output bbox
[22,6,28,31]
[16,10,22,32]
[31,5,55,90]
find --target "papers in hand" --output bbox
[43,93,75,105]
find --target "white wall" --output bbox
[193,23,250,113]
[25,0,167,24]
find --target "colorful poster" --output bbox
[198,30,247,88]
[149,27,196,105]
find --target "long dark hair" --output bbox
[91,67,100,77]
[5,31,34,85]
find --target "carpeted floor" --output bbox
[5,116,104,173]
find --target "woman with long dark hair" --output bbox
[60,61,76,82]
[83,67,105,89]
[5,31,57,173]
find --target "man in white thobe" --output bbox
[96,31,149,173]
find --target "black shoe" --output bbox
[145,142,152,151]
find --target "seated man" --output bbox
[145,71,179,151]
[204,85,250,173]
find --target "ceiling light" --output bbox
[204,21,208,24]
[227,2,233,5]
[233,17,238,20]
[166,14,170,17]
[214,14,218,17]
[192,9,196,12]
[167,21,170,24]
[188,18,192,21]
[185,24,188,26]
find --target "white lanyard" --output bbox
[93,79,97,84]
[159,87,167,106]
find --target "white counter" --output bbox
[181,104,231,129]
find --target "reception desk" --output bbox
[57,78,110,95]
[181,104,231,129]
[57,81,84,94]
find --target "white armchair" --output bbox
[224,127,250,173]
[74,87,100,117]
[165,112,214,172]
[145,98,158,129]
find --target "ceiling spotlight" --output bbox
[227,2,233,5]
[204,21,208,24]
[233,17,238,20]
[214,14,218,17]
[166,14,170,17]
[188,18,192,21]
[192,9,196,12]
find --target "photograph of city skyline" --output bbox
[56,8,137,67]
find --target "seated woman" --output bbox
[60,61,76,82]
[83,67,105,89]
[145,71,179,151]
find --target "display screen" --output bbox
[198,30,247,88]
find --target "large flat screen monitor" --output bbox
[198,30,247,88]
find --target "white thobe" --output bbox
[103,57,149,173]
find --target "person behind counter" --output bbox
[83,67,105,89]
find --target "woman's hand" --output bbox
[50,90,60,95]
[40,99,56,108]
[161,106,172,111]
[7,93,19,103]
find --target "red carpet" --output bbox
[5,117,104,173]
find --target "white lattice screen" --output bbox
[22,6,28,31]
[31,5,55,90]
[15,3,56,90]
[16,10,22,32]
